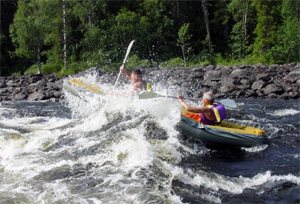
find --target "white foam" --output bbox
[2,76,298,203]
[269,109,300,117]
[173,169,300,196]
[241,144,268,152]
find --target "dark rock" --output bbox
[204,70,222,81]
[0,82,7,88]
[268,93,278,98]
[29,74,43,83]
[28,92,46,101]
[256,73,271,82]
[220,85,235,93]
[263,84,284,95]
[229,69,249,78]
[53,91,61,98]
[284,70,300,83]
[12,88,22,96]
[14,93,27,100]
[251,80,267,91]
[0,64,299,101]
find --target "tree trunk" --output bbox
[182,45,187,67]
[37,46,41,74]
[201,0,212,54]
[63,0,67,70]
[242,0,248,57]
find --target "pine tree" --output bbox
[277,0,300,63]
[252,0,281,63]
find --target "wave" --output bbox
[268,109,300,117]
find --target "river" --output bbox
[0,75,299,203]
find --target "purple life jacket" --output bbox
[200,104,226,125]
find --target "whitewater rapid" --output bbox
[0,72,299,203]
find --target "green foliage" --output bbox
[214,53,257,66]
[199,36,215,64]
[272,0,300,63]
[24,64,63,75]
[177,23,192,67]
[252,0,281,61]
[188,55,211,66]
[3,0,299,77]
[124,55,149,70]
[160,57,184,68]
[228,0,255,60]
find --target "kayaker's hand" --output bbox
[177,95,184,100]
[120,65,125,73]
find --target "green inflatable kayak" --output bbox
[178,109,268,147]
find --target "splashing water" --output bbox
[0,72,299,203]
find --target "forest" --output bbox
[1,0,299,76]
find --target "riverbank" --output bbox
[0,74,63,101]
[0,63,299,101]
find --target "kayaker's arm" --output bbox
[177,95,211,114]
[120,65,132,80]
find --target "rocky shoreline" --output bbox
[0,74,63,101]
[0,63,299,102]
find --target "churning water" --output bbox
[0,73,299,204]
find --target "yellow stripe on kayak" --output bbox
[69,78,105,95]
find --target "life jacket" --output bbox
[200,104,227,125]
[146,82,152,91]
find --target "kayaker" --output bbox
[120,65,145,92]
[177,92,226,125]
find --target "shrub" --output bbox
[42,64,62,74]
[160,57,184,67]
[24,64,63,75]
[125,55,149,70]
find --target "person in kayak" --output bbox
[120,65,145,92]
[177,92,226,125]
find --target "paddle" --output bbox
[112,40,135,92]
[69,78,105,95]
[139,91,237,108]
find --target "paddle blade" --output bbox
[139,91,163,99]
[122,40,135,65]
[69,78,105,95]
[217,99,237,108]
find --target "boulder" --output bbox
[29,74,43,83]
[251,80,267,91]
[220,85,235,93]
[27,92,46,101]
[256,73,271,82]
[229,69,249,78]
[263,84,284,95]
[284,70,300,83]
[14,93,27,101]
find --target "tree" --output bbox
[62,0,67,69]
[252,0,281,62]
[228,0,255,59]
[275,0,300,63]
[201,0,213,56]
[10,0,55,74]
[138,0,176,66]
[177,23,192,66]
[72,0,107,65]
